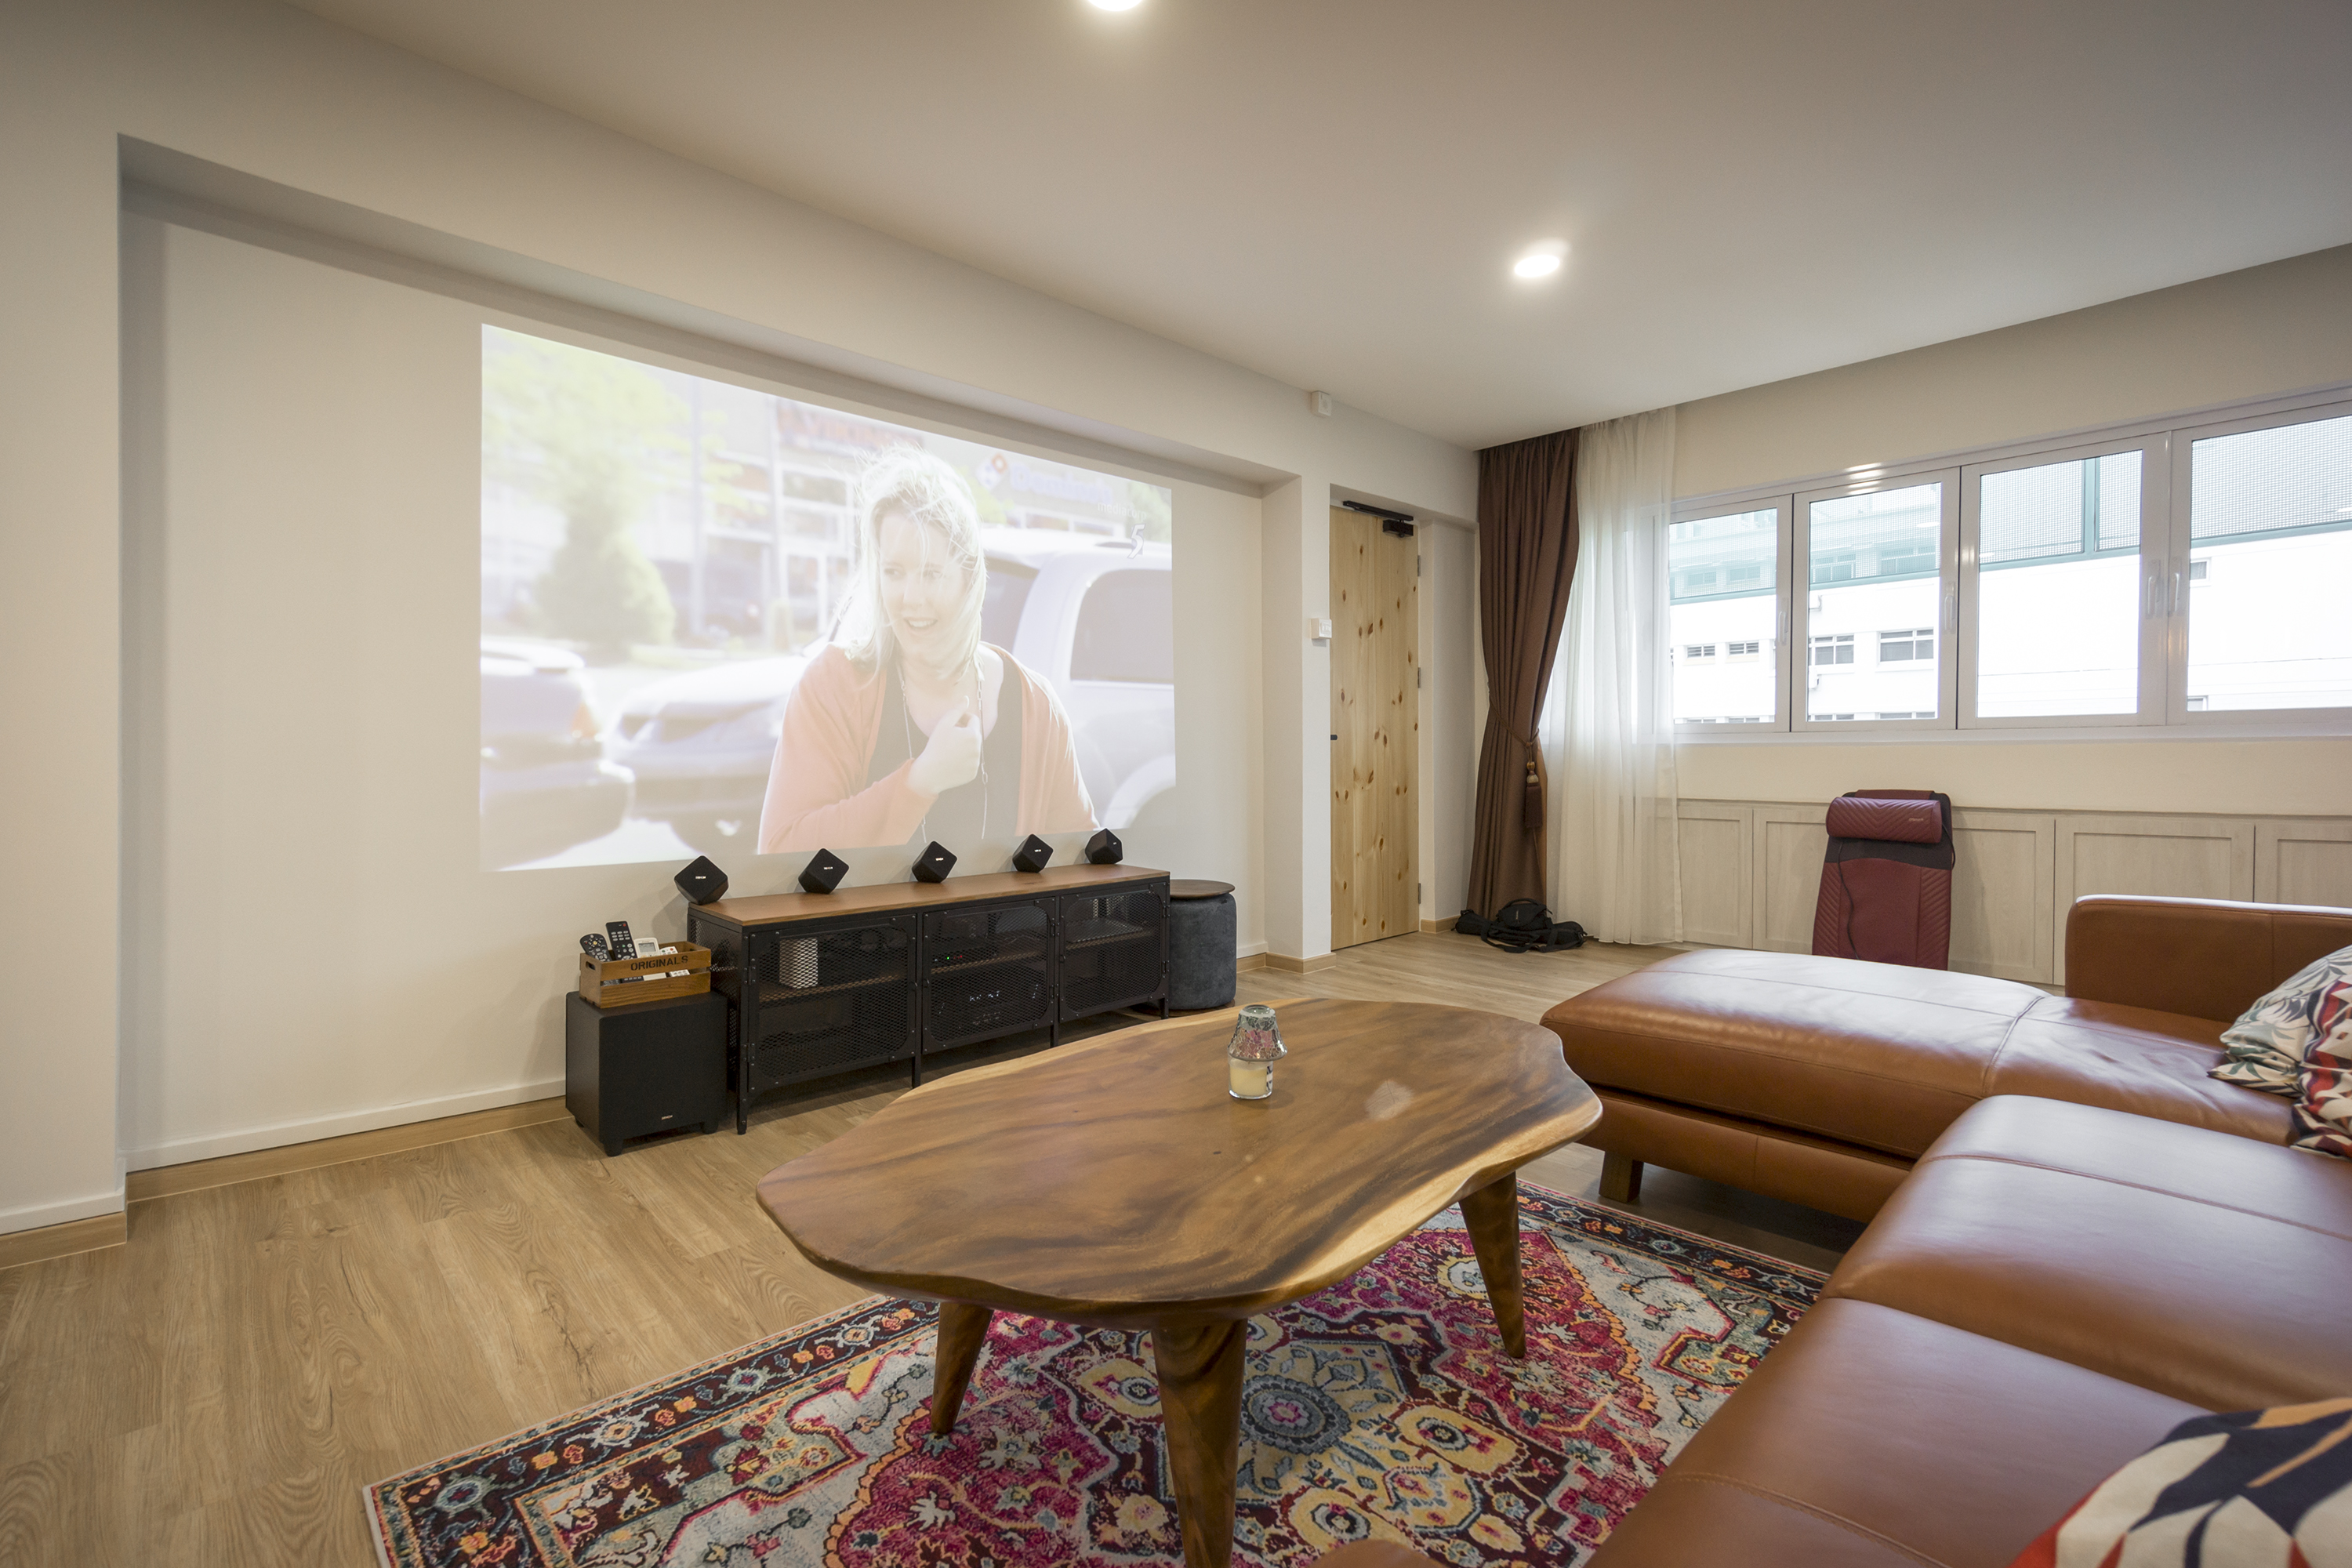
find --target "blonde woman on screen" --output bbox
[757,447,1097,855]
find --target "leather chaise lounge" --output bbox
[1542,895,2350,1220]
[1537,894,2352,1567]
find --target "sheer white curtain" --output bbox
[1542,408,1682,944]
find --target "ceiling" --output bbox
[284,0,2352,450]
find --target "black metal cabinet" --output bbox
[1058,883,1170,1020]
[690,869,1170,1130]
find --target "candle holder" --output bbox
[1227,1004,1287,1101]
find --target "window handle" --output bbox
[2171,569,2184,615]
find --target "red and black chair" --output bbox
[1812,789,1955,970]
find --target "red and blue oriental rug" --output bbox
[365,1183,1820,1568]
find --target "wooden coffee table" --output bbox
[754,997,1599,1568]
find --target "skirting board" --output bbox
[127,1096,572,1203]
[1236,953,1268,972]
[0,1211,129,1272]
[1262,952,1339,974]
[1418,916,1459,934]
[125,1076,565,1171]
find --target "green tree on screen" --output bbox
[485,332,681,660]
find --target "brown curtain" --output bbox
[1465,429,1580,917]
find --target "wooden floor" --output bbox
[0,931,1860,1565]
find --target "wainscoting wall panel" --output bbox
[1676,802,1754,948]
[1679,800,2343,989]
[1755,805,1831,953]
[2257,820,2352,910]
[1950,811,2056,983]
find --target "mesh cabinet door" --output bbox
[921,898,1054,1052]
[1058,885,1167,1021]
[746,916,917,1092]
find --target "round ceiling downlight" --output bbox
[1088,0,1145,9]
[1512,252,1563,279]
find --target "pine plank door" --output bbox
[1329,506,1419,949]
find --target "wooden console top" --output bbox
[693,864,1168,930]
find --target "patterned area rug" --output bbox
[366,1184,1820,1568]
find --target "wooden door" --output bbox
[1330,506,1419,949]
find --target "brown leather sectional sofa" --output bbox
[1541,895,2352,1567]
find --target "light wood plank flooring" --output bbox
[0,931,1859,1565]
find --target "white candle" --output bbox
[1229,1058,1272,1100]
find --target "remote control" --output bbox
[579,933,608,963]
[605,920,638,960]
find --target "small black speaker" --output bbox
[799,848,848,895]
[1012,834,1054,873]
[674,855,728,905]
[913,841,957,884]
[1085,828,1123,865]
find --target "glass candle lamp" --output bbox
[1227,1004,1287,1100]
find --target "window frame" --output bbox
[1668,494,1793,736]
[1956,432,2171,731]
[1665,380,2352,745]
[2162,397,2352,731]
[1791,470,1959,735]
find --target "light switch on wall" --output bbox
[1309,617,1333,643]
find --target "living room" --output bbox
[5,1,2350,1563]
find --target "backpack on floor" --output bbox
[1457,899,1587,953]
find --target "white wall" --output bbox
[0,0,1477,1232]
[1671,244,2352,815]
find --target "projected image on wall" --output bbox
[479,328,1175,872]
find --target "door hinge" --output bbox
[1416,555,1423,576]
[1417,882,1423,902]
[1416,666,1423,688]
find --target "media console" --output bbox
[686,865,1171,1132]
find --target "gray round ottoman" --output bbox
[1167,879,1238,1011]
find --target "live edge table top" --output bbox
[753,998,1599,1329]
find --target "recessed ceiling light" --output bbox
[1089,0,1145,9]
[1512,252,1562,279]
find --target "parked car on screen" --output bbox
[479,639,633,869]
[608,530,1174,856]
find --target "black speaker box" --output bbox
[913,841,957,884]
[674,855,728,905]
[1012,834,1054,873]
[799,848,848,895]
[564,990,727,1156]
[1085,828,1124,865]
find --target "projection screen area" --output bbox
[479,331,1176,873]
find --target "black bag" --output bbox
[1456,899,1587,953]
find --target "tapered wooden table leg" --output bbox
[1459,1171,1527,1358]
[1150,1319,1250,1568]
[930,1301,993,1436]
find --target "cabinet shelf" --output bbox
[757,972,903,1004]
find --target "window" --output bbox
[1800,480,1950,727]
[1668,506,1780,724]
[1671,387,2350,735]
[1878,627,1934,662]
[2183,411,2352,713]
[1968,445,2148,721]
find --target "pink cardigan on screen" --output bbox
[756,644,1097,855]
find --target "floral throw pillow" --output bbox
[2210,943,2352,1096]
[2288,980,2352,1161]
[2005,1398,2352,1567]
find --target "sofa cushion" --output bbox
[1543,949,2045,1158]
[1543,950,2292,1160]
[1983,997,2292,1143]
[1585,1298,2200,1568]
[2212,941,2352,1094]
[2003,1398,2352,1567]
[2292,988,2352,1159]
[1824,1096,2352,1410]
